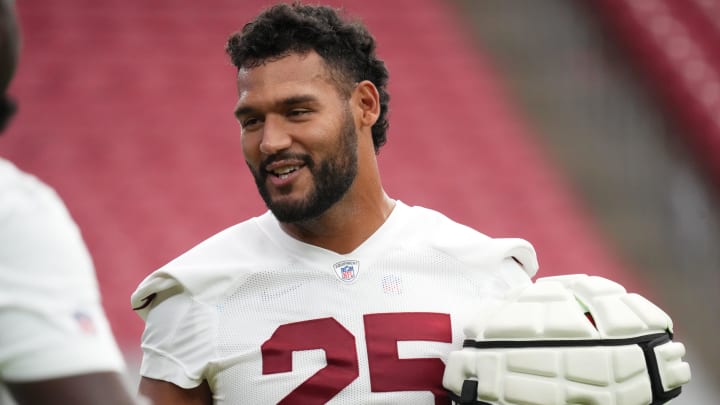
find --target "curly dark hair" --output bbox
[225,3,390,153]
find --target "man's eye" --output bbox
[241,117,261,129]
[288,109,311,117]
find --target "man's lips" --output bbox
[264,159,307,178]
[262,156,309,187]
[266,164,302,179]
[263,152,312,173]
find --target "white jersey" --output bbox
[132,201,538,404]
[0,158,125,382]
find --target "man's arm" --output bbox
[139,376,213,405]
[7,372,138,405]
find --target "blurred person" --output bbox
[0,0,138,403]
[131,3,689,404]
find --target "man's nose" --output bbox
[259,115,292,155]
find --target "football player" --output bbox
[0,0,139,403]
[133,3,535,404]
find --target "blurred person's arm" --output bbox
[139,376,212,405]
[7,373,137,405]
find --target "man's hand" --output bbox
[443,274,691,405]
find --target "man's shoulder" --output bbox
[177,211,275,260]
[397,202,491,241]
[399,202,538,277]
[130,212,277,317]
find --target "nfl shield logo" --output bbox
[333,260,360,283]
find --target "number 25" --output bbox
[262,312,452,405]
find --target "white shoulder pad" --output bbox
[444,274,691,405]
[467,274,671,341]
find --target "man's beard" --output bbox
[249,110,358,223]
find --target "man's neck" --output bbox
[279,192,395,254]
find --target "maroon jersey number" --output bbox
[365,312,452,404]
[262,318,359,404]
[262,312,452,404]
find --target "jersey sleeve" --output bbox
[134,276,218,389]
[495,256,534,289]
[455,237,537,299]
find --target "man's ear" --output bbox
[352,80,380,128]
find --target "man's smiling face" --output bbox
[235,51,358,223]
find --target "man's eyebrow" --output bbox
[281,94,318,106]
[234,94,319,118]
[233,105,256,119]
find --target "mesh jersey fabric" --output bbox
[131,201,538,404]
[0,158,126,381]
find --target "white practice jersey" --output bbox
[132,201,538,404]
[0,158,125,382]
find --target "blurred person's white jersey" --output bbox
[0,158,125,385]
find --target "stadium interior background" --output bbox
[2,0,718,402]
